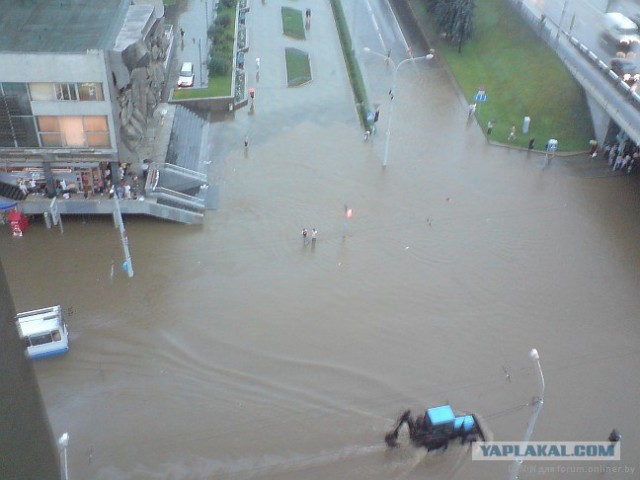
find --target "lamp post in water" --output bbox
[113,195,134,278]
[363,48,434,168]
[509,348,545,480]
[58,432,69,480]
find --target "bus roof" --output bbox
[16,305,63,337]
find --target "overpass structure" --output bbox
[511,0,640,146]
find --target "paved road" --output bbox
[172,0,212,88]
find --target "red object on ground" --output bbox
[8,210,29,237]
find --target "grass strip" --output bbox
[328,0,372,131]
[282,7,306,40]
[411,0,593,151]
[285,48,312,87]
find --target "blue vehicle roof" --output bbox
[454,415,476,432]
[427,405,455,425]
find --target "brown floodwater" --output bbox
[2,32,640,480]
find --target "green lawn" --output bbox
[172,75,232,99]
[416,0,593,151]
[282,7,305,40]
[285,48,312,87]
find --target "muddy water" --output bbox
[2,62,640,479]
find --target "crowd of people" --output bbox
[14,162,145,201]
[602,141,638,174]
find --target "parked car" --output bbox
[601,13,640,52]
[177,62,194,88]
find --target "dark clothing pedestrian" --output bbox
[487,120,494,136]
[180,28,185,38]
[302,228,309,246]
[528,138,535,150]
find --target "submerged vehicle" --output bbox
[385,404,485,451]
[16,305,69,360]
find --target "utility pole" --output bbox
[112,196,134,278]
[198,38,204,87]
[556,0,569,46]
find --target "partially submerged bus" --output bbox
[16,305,69,359]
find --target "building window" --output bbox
[60,116,85,146]
[55,83,77,101]
[84,116,110,147]
[29,82,104,102]
[78,83,104,101]
[37,116,63,147]
[36,115,110,148]
[0,82,37,147]
[29,83,55,101]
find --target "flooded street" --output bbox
[3,4,640,479]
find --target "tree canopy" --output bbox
[427,0,476,53]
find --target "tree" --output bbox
[451,0,474,53]
[430,0,475,53]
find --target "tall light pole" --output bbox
[363,48,434,168]
[509,348,545,480]
[113,195,134,278]
[58,432,69,480]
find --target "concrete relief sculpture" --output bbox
[118,19,168,152]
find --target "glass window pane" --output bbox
[37,116,60,132]
[84,116,108,132]
[29,83,55,101]
[2,82,32,114]
[78,83,104,101]
[60,116,85,146]
[2,82,28,97]
[0,131,15,147]
[40,133,63,147]
[87,133,110,147]
[15,117,38,147]
[55,83,75,101]
[30,333,53,346]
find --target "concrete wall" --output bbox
[0,51,107,83]
[169,94,235,112]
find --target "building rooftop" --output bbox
[0,0,129,53]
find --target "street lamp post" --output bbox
[58,432,69,480]
[113,195,134,278]
[363,48,434,168]
[509,348,545,480]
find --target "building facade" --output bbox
[0,0,169,199]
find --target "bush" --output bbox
[209,53,231,76]
[219,0,234,8]
[215,14,232,28]
[207,24,216,41]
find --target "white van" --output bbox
[177,62,195,87]
[16,305,69,360]
[602,12,640,49]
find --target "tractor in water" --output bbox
[385,404,485,451]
